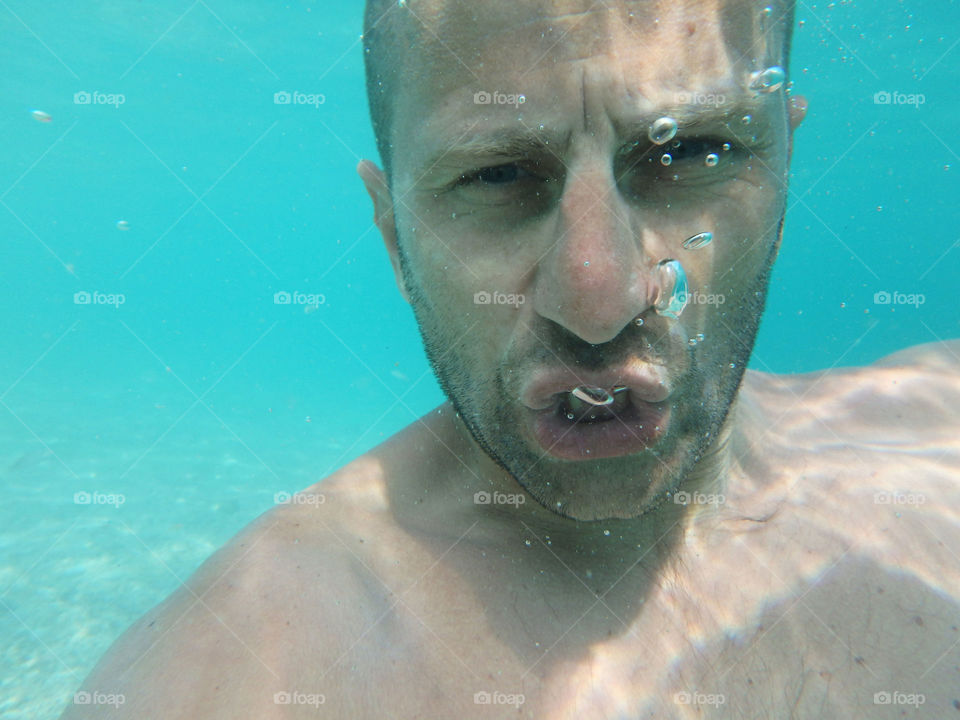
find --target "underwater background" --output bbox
[1,1,958,717]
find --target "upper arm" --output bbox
[59,505,373,719]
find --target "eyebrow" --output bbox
[422,129,572,170]
[421,100,767,172]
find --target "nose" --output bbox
[533,166,658,345]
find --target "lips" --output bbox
[520,363,671,461]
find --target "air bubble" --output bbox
[648,116,678,145]
[688,338,698,347]
[748,66,786,94]
[696,333,704,342]
[572,386,615,406]
[682,231,713,250]
[660,153,673,166]
[722,142,731,151]
[729,362,736,369]
[31,109,52,123]
[741,114,753,125]
[634,317,644,326]
[116,220,130,231]
[653,259,689,319]
[704,153,719,167]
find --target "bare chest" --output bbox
[335,507,959,720]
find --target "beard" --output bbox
[396,225,780,522]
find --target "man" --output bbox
[63,0,960,718]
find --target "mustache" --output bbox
[519,319,678,372]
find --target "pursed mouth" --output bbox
[519,365,673,460]
[530,387,669,461]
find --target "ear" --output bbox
[786,94,807,163]
[357,159,410,303]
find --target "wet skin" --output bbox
[60,349,960,719]
[60,1,960,718]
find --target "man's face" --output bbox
[376,0,799,521]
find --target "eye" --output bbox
[647,137,736,169]
[458,163,528,186]
[448,161,556,213]
[662,138,722,162]
[617,135,741,200]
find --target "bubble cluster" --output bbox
[648,116,678,145]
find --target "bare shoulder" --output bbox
[59,457,401,719]
[694,342,960,716]
[736,338,960,525]
[740,339,960,449]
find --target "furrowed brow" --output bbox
[423,129,571,170]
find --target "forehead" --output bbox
[392,0,779,165]
[418,0,766,73]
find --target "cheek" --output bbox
[705,181,784,278]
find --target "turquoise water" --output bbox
[1,1,958,718]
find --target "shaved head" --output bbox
[362,0,797,183]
